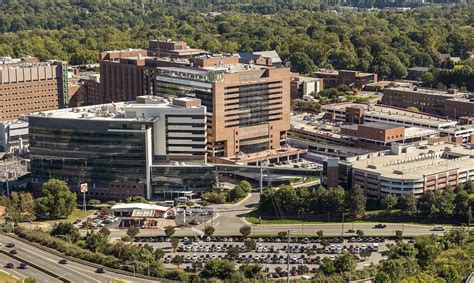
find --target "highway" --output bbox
[0,234,157,283]
[103,192,448,239]
[0,252,60,282]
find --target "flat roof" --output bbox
[352,143,474,179]
[111,203,169,211]
[361,122,402,130]
[385,86,473,97]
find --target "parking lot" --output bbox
[135,236,390,278]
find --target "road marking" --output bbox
[14,245,101,283]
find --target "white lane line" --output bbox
[15,247,101,283]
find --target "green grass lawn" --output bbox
[0,271,18,283]
[43,208,97,223]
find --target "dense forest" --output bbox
[0,0,472,81]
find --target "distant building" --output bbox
[147,39,206,58]
[382,87,474,118]
[313,69,378,89]
[0,118,28,152]
[0,56,69,121]
[407,67,430,81]
[351,142,474,198]
[28,96,211,199]
[290,75,324,99]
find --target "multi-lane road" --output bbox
[0,234,156,283]
[102,192,448,240]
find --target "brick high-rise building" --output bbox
[99,49,147,103]
[144,53,296,164]
[0,56,69,121]
[100,40,302,164]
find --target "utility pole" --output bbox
[286,230,290,283]
[4,159,10,196]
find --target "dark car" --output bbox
[5,243,15,248]
[73,219,82,224]
[374,224,387,229]
[190,219,201,225]
[58,259,68,264]
[9,249,17,255]
[19,263,28,269]
[5,263,14,268]
[96,267,106,273]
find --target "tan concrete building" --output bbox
[351,142,474,198]
[0,57,68,121]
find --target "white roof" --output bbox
[111,203,169,211]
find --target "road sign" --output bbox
[80,183,88,193]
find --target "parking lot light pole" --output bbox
[286,230,290,283]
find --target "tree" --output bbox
[381,194,398,211]
[437,265,460,283]
[164,226,176,238]
[395,230,403,239]
[345,186,366,217]
[126,226,140,238]
[356,230,364,238]
[171,255,184,268]
[454,191,471,218]
[227,246,240,259]
[239,264,262,279]
[98,227,110,237]
[84,231,109,253]
[464,181,474,194]
[317,230,324,238]
[239,180,252,193]
[278,231,288,238]
[399,193,418,216]
[334,253,355,273]
[171,237,180,252]
[415,234,442,268]
[289,52,317,74]
[2,192,36,223]
[326,186,345,211]
[229,186,247,202]
[319,257,336,275]
[204,225,215,237]
[240,225,252,237]
[376,259,406,282]
[51,222,81,243]
[154,248,165,261]
[34,179,77,219]
[371,50,408,79]
[244,239,256,251]
[201,259,236,279]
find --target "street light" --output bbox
[260,160,269,194]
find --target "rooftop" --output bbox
[385,86,473,97]
[28,96,202,121]
[361,122,402,130]
[352,142,474,179]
